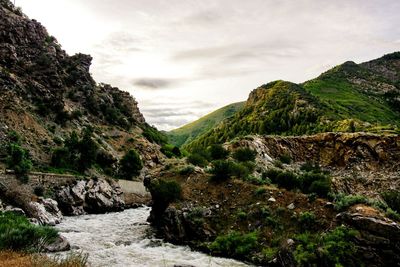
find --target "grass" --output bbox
[0,250,88,267]
[167,102,244,147]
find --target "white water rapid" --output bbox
[54,207,252,267]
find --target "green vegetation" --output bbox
[209,231,258,259]
[381,190,400,213]
[147,179,182,214]
[0,212,58,251]
[167,102,244,147]
[207,144,229,160]
[186,150,209,167]
[333,194,368,211]
[232,147,256,162]
[266,168,331,197]
[298,211,317,231]
[183,55,400,151]
[161,144,181,158]
[51,128,99,172]
[279,153,292,164]
[143,124,168,145]
[118,149,143,180]
[293,226,359,267]
[5,131,32,183]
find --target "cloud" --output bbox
[132,78,182,90]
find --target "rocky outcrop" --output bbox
[44,235,70,252]
[56,178,125,215]
[28,198,63,226]
[150,206,216,244]
[230,133,400,171]
[337,206,400,266]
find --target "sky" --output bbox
[17,0,400,130]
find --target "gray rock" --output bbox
[268,197,276,202]
[29,198,63,225]
[44,235,70,252]
[5,206,25,216]
[287,203,295,210]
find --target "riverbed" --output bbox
[54,207,252,267]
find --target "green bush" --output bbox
[0,212,58,251]
[148,179,182,214]
[143,125,167,145]
[51,128,99,173]
[210,160,237,182]
[274,171,299,190]
[207,144,229,160]
[6,143,32,183]
[209,231,258,258]
[187,153,208,167]
[279,153,292,164]
[300,161,321,173]
[178,165,195,175]
[333,194,368,211]
[233,148,256,162]
[263,168,283,181]
[381,190,400,213]
[299,172,331,197]
[118,149,143,180]
[294,226,359,266]
[161,144,181,158]
[298,211,316,231]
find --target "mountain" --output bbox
[167,102,244,147]
[0,1,164,173]
[185,53,400,151]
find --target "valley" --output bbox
[0,0,399,266]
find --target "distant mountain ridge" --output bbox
[167,102,244,147]
[184,52,400,151]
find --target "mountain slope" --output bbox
[167,102,244,147]
[0,1,164,172]
[185,53,400,151]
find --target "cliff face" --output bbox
[229,133,400,198]
[0,0,162,168]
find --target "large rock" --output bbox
[29,198,63,226]
[44,235,70,252]
[56,178,125,215]
[337,207,400,266]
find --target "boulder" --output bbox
[44,235,70,252]
[28,198,63,226]
[56,178,125,215]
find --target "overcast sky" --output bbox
[18,0,400,130]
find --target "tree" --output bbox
[119,149,143,180]
[7,144,32,183]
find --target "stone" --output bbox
[268,197,276,202]
[287,203,295,210]
[5,206,25,216]
[28,198,63,225]
[44,235,70,252]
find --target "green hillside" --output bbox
[184,52,400,151]
[167,102,245,147]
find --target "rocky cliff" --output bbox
[0,0,163,170]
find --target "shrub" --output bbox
[333,194,368,211]
[6,143,32,183]
[148,180,182,214]
[0,212,58,251]
[210,160,236,182]
[279,153,292,164]
[299,172,331,197]
[294,226,359,266]
[209,231,258,258]
[298,211,316,231]
[208,144,229,160]
[118,149,143,180]
[309,180,331,197]
[161,144,181,158]
[255,187,267,196]
[274,171,299,190]
[381,190,400,213]
[263,168,283,181]
[178,165,195,175]
[233,148,256,162]
[142,125,167,145]
[187,153,208,167]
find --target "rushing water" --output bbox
[54,207,252,267]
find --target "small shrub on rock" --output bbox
[118,149,143,180]
[207,144,229,160]
[209,231,258,259]
[381,190,400,213]
[233,148,256,162]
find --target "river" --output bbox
[54,206,252,267]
